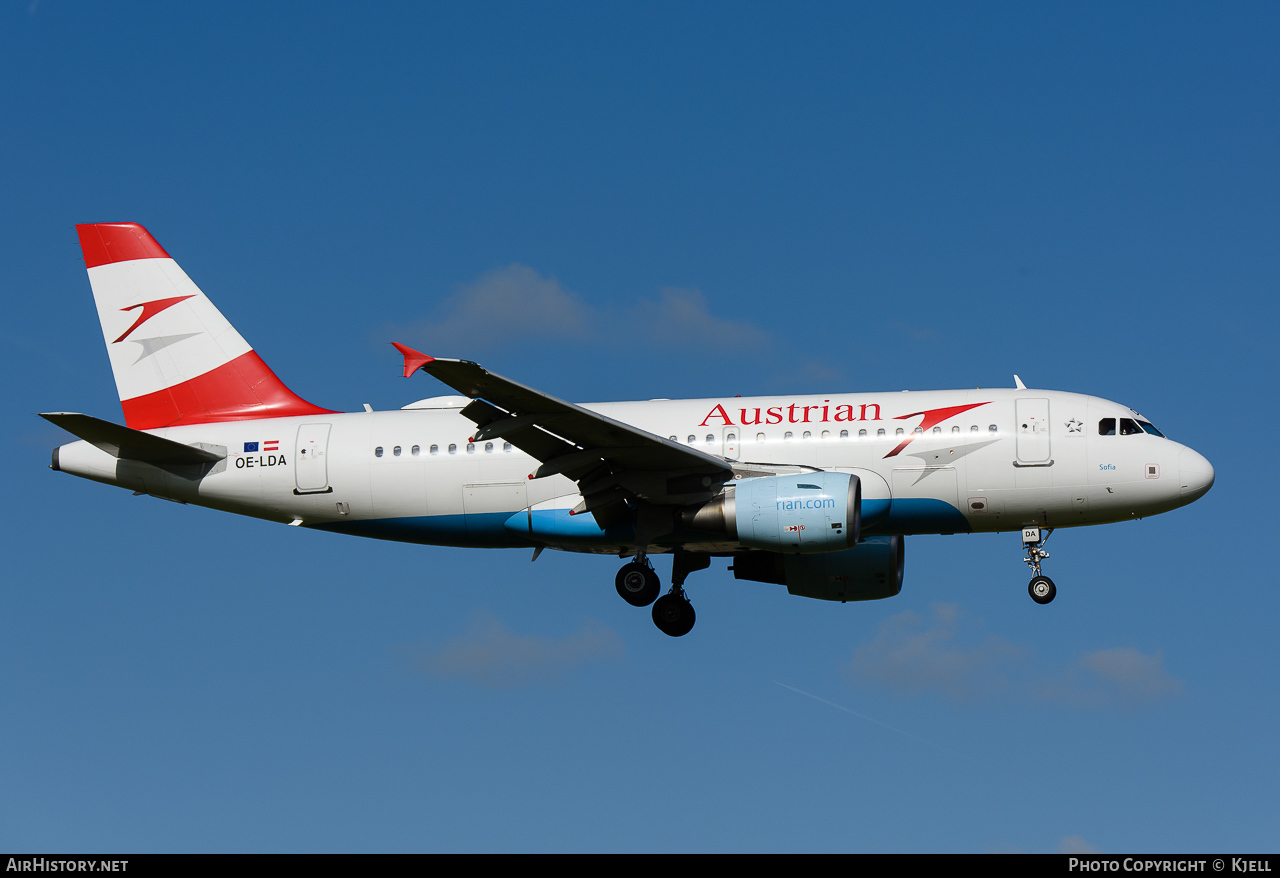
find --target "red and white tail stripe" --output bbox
[76,223,333,430]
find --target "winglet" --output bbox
[391,342,434,378]
[1014,374,1027,390]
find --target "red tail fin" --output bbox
[77,223,336,429]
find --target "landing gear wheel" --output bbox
[616,562,660,607]
[652,593,696,637]
[1029,575,1056,604]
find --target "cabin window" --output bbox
[504,442,513,452]
[857,429,866,438]
[393,446,402,457]
[687,435,696,444]
[877,428,886,437]
[756,433,766,442]
[896,428,905,436]
[726,432,737,442]
[913,426,923,434]
[988,424,997,433]
[1098,418,1116,436]
[430,445,439,455]
[466,443,476,453]
[934,426,943,434]
[802,431,812,440]
[951,425,960,433]
[411,445,420,456]
[448,444,457,454]
[784,431,793,440]
[705,434,715,444]
[485,442,494,453]
[374,447,383,458]
[669,436,677,441]
[821,430,831,439]
[970,425,979,433]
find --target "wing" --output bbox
[393,344,733,527]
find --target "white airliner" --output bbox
[45,223,1215,636]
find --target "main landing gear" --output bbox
[1022,527,1057,604]
[615,549,708,637]
[615,560,660,607]
[652,587,696,638]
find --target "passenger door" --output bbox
[1015,398,1051,464]
[295,424,332,493]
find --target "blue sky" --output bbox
[3,2,1277,852]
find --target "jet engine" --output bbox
[731,536,905,602]
[681,472,860,553]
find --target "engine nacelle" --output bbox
[683,472,860,553]
[731,536,905,602]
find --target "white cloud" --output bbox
[847,605,1184,709]
[846,603,1024,702]
[1059,835,1101,854]
[1080,648,1183,700]
[1035,647,1185,708]
[389,268,776,358]
[396,264,594,352]
[888,319,940,342]
[412,615,624,688]
[626,286,772,349]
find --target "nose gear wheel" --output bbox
[1028,575,1056,604]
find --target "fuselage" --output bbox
[53,387,1215,555]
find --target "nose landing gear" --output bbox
[1022,527,1056,604]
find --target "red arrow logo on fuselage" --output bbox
[883,401,992,458]
[113,295,196,343]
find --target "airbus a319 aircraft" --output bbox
[45,223,1215,637]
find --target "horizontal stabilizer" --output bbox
[40,412,226,465]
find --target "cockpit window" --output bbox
[1098,418,1116,436]
[1120,418,1144,435]
[1138,420,1165,438]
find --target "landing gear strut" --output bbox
[650,549,707,637]
[1022,527,1056,604]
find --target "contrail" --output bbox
[773,681,959,756]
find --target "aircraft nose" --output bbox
[1178,447,1215,502]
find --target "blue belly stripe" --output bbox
[867,499,971,535]
[310,497,967,548]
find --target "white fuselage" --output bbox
[53,387,1214,556]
